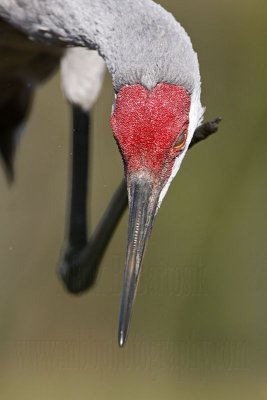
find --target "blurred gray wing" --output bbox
[0,18,61,179]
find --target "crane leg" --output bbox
[58,114,221,294]
[68,105,89,249]
[58,105,127,293]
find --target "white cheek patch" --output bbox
[157,90,205,210]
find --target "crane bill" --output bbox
[118,174,160,347]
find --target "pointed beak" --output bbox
[118,172,161,347]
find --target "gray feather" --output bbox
[0,0,204,184]
[0,0,201,94]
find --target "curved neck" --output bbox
[0,0,200,93]
[0,0,105,48]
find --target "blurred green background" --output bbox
[0,0,267,399]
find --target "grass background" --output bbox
[0,0,267,399]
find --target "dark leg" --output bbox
[59,115,221,294]
[59,105,90,290]
[59,179,127,293]
[59,104,127,293]
[69,105,90,247]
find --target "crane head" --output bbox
[111,83,191,346]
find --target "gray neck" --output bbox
[0,0,200,93]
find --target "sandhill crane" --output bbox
[0,0,220,346]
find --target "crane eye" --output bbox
[174,130,187,151]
